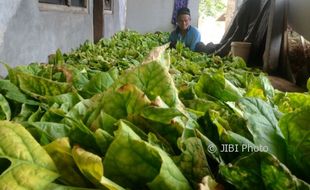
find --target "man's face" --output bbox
[177,14,191,31]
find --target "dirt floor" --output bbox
[268,75,306,92]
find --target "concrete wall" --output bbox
[0,0,93,77]
[104,0,127,38]
[125,0,200,33]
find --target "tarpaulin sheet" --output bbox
[211,0,292,80]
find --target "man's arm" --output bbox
[190,28,201,51]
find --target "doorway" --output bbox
[198,0,231,44]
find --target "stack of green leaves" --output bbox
[0,31,309,190]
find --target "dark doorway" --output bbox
[93,0,104,43]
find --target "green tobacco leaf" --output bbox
[68,119,100,153]
[219,153,264,190]
[86,108,118,135]
[61,64,89,91]
[13,104,38,122]
[174,137,212,185]
[0,79,39,105]
[141,106,184,124]
[196,130,223,163]
[28,106,45,122]
[65,99,95,121]
[113,49,182,108]
[261,152,310,190]
[94,129,114,155]
[12,70,73,99]
[28,122,71,142]
[238,98,286,163]
[49,49,65,65]
[245,74,274,100]
[220,152,310,190]
[0,94,11,120]
[46,92,83,109]
[195,69,243,102]
[102,84,151,119]
[72,146,126,190]
[104,121,192,190]
[99,176,126,190]
[44,138,90,187]
[0,120,58,189]
[72,146,103,184]
[81,72,115,98]
[279,107,310,181]
[273,92,310,113]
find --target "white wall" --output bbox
[125,0,200,33]
[0,0,93,77]
[288,0,310,41]
[104,0,127,38]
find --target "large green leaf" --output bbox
[0,79,39,105]
[81,72,115,98]
[245,74,274,100]
[273,92,310,113]
[0,121,58,189]
[86,109,118,135]
[173,137,212,185]
[68,119,100,154]
[13,104,39,122]
[112,45,183,109]
[72,146,103,183]
[44,138,90,187]
[141,106,184,124]
[220,152,309,190]
[260,153,310,190]
[65,99,95,121]
[196,129,223,163]
[94,129,114,155]
[58,64,89,91]
[46,92,83,109]
[72,146,125,190]
[0,94,11,120]
[238,98,286,162]
[279,107,310,181]
[195,69,243,102]
[102,84,151,119]
[11,69,73,99]
[28,122,71,142]
[104,121,192,190]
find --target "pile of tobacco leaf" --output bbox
[0,31,309,190]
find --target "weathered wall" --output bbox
[0,0,93,77]
[104,0,127,38]
[125,0,200,33]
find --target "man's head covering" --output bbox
[177,7,191,17]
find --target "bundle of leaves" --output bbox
[0,31,309,190]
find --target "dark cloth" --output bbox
[213,0,271,66]
[211,0,292,80]
[171,0,189,25]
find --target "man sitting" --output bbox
[169,7,201,51]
